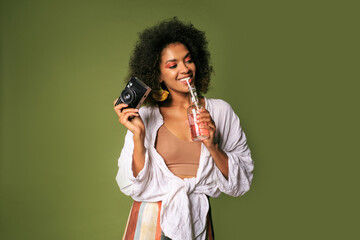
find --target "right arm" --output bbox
[132,134,146,177]
[113,100,145,177]
[113,101,169,200]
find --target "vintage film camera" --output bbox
[115,77,151,110]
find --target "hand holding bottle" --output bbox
[184,78,210,141]
[195,108,217,149]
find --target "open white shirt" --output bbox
[116,98,254,240]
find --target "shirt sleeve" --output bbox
[115,129,152,197]
[214,101,254,197]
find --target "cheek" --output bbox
[159,72,172,85]
[161,69,176,79]
[159,68,169,78]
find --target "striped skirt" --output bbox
[122,201,214,240]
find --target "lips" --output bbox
[178,76,192,84]
[179,77,191,81]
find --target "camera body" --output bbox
[115,77,151,110]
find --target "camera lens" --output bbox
[120,88,136,104]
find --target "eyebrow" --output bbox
[165,52,191,64]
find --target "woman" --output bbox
[114,18,254,240]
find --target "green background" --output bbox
[1,0,359,239]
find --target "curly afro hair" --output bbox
[126,17,213,105]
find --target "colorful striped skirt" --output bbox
[122,201,214,240]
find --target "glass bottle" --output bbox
[187,84,210,141]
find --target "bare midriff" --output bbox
[177,174,196,179]
[155,125,201,177]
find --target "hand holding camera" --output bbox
[113,77,151,137]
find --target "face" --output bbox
[159,43,196,94]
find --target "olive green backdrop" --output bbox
[1,0,359,239]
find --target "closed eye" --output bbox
[185,56,193,64]
[165,62,177,69]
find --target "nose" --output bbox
[179,62,190,73]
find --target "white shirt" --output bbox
[116,98,254,240]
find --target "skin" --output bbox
[114,43,229,179]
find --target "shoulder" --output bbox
[138,104,161,127]
[205,98,240,129]
[138,105,156,115]
[206,98,234,115]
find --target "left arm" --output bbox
[197,104,254,197]
[197,109,229,179]
[205,144,229,179]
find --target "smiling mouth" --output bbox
[179,77,191,82]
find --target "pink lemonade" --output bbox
[185,78,209,141]
[188,111,210,141]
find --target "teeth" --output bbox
[179,77,191,82]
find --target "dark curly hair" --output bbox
[126,17,213,105]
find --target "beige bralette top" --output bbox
[155,125,201,178]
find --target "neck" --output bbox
[163,91,191,109]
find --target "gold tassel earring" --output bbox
[152,86,169,101]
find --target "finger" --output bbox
[120,109,139,119]
[198,124,214,130]
[197,115,215,126]
[197,111,210,117]
[114,107,122,117]
[120,112,140,124]
[113,98,120,106]
[207,122,216,129]
[114,107,123,117]
[199,122,216,130]
[119,108,139,115]
[114,104,129,114]
[114,105,133,116]
[198,125,215,138]
[114,98,128,106]
[196,116,212,124]
[196,112,212,121]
